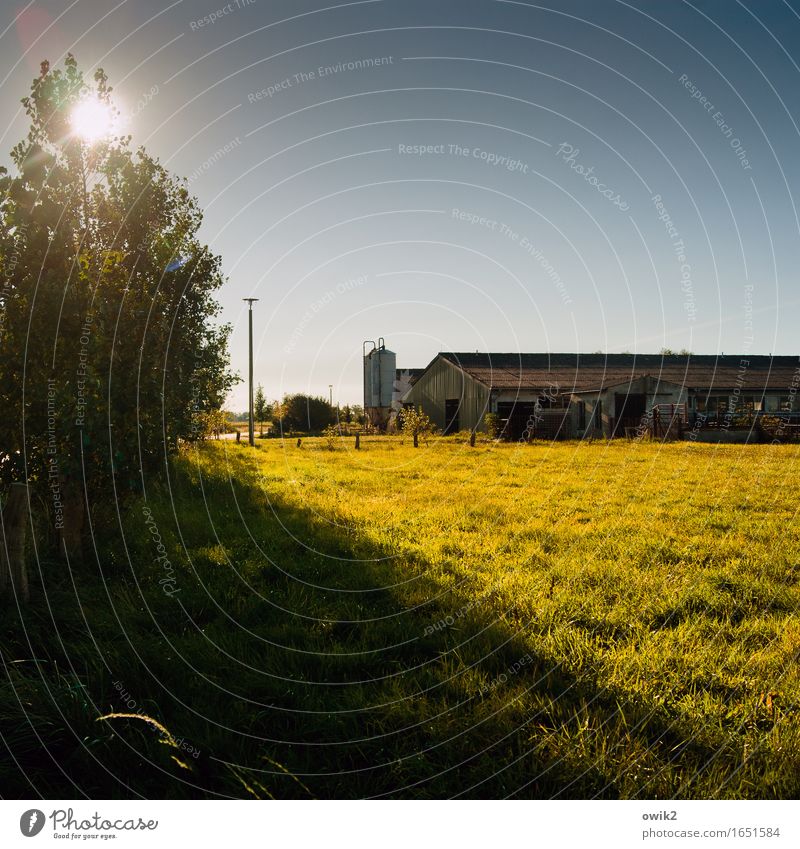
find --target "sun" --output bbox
[71,97,115,142]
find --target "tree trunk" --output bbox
[59,481,84,565]
[1,483,29,603]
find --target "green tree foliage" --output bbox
[196,408,229,439]
[397,406,436,446]
[0,57,236,522]
[277,394,335,433]
[253,384,269,435]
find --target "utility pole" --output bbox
[329,384,333,407]
[243,298,259,446]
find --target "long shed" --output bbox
[401,352,800,439]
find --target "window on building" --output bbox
[696,395,723,414]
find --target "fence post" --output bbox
[1,483,29,604]
[355,433,360,450]
[470,430,476,447]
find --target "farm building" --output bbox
[400,352,800,440]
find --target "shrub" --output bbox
[484,413,500,439]
[323,424,339,450]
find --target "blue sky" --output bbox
[2,0,798,407]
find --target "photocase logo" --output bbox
[19,809,46,837]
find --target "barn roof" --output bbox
[432,352,799,394]
[395,368,425,385]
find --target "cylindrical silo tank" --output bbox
[375,347,396,408]
[363,343,396,410]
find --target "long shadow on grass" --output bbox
[136,446,741,801]
[0,446,762,800]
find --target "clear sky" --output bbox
[1,0,798,408]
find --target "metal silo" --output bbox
[363,338,396,429]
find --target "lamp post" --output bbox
[243,298,259,446]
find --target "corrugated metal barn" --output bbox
[401,352,800,440]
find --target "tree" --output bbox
[398,406,436,447]
[277,394,335,433]
[197,408,228,440]
[254,384,268,435]
[0,56,237,547]
[349,404,365,426]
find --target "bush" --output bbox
[484,413,500,439]
[323,424,339,450]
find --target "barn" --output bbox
[400,352,800,440]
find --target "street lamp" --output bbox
[243,298,259,446]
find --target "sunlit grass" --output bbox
[2,437,798,798]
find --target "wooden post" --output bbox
[236,430,241,443]
[1,483,29,603]
[413,431,419,448]
[470,430,476,447]
[355,433,360,450]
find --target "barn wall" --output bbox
[575,378,688,437]
[599,377,686,413]
[570,393,601,437]
[493,391,541,406]
[404,358,490,431]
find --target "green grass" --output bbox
[2,437,799,798]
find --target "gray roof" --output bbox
[431,352,799,394]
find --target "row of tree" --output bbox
[232,388,367,434]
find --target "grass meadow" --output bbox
[2,436,799,798]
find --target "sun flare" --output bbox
[71,97,115,142]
